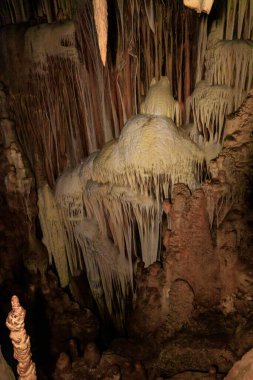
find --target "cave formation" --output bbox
[0,0,253,379]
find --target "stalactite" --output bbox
[186,81,234,148]
[6,0,204,189]
[38,184,69,287]
[202,0,215,14]
[0,0,73,25]
[34,150,69,287]
[193,0,253,92]
[195,16,208,85]
[205,40,253,110]
[144,0,155,33]
[225,0,237,40]
[55,165,85,275]
[237,0,248,39]
[93,0,108,66]
[42,0,53,23]
[3,0,233,332]
[183,0,214,14]
[55,159,132,329]
[213,0,253,41]
[185,0,253,164]
[116,0,124,51]
[246,0,253,40]
[203,177,235,228]
[76,5,116,142]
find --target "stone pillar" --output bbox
[6,295,36,380]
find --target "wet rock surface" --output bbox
[224,348,253,380]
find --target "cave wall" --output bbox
[0,0,253,378]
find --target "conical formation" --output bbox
[93,0,108,66]
[6,296,36,380]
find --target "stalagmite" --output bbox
[93,0,108,66]
[6,296,36,380]
[140,77,180,125]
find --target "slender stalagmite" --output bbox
[6,295,37,380]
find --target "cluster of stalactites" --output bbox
[1,0,72,24]
[186,81,234,147]
[195,0,253,85]
[51,113,205,329]
[205,40,253,110]
[54,164,132,330]
[188,0,253,161]
[196,0,253,91]
[218,0,253,41]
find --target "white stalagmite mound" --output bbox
[140,77,180,125]
[53,113,205,327]
[92,115,204,186]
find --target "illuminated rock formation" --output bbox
[52,111,205,327]
[0,1,252,378]
[38,184,69,287]
[224,348,253,380]
[93,0,108,66]
[140,77,180,125]
[183,0,214,14]
[6,295,36,380]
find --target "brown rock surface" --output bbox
[127,91,253,369]
[224,348,253,380]
[0,345,15,380]
[168,372,223,380]
[155,335,235,377]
